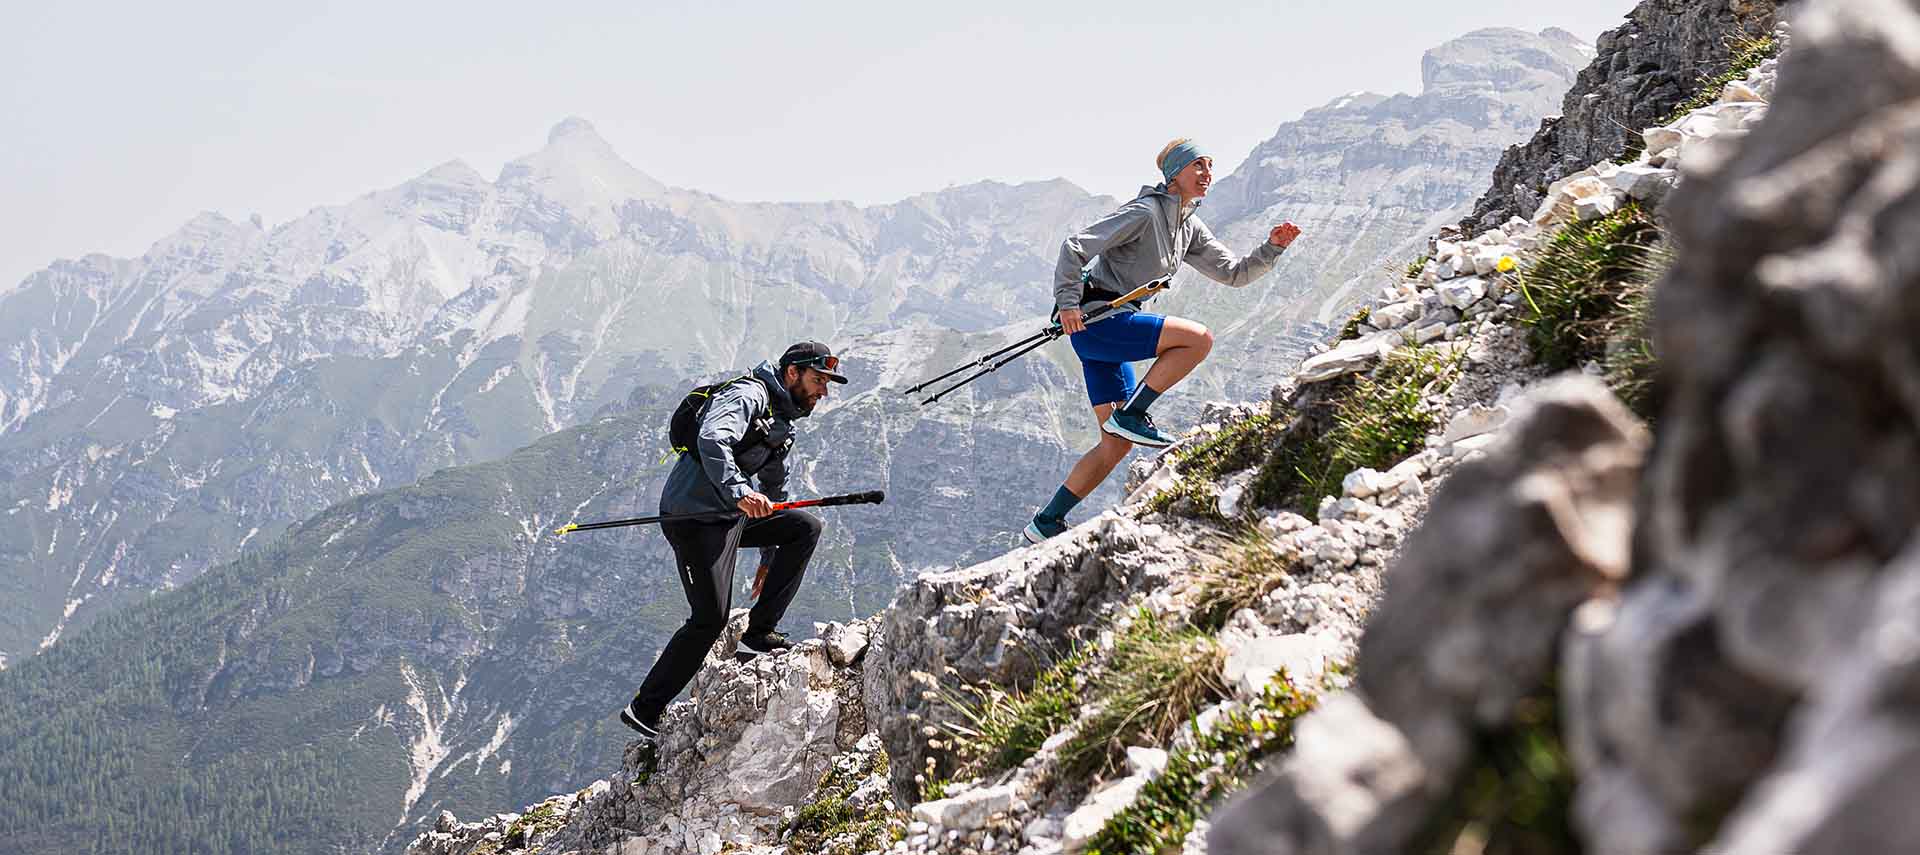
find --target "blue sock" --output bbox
[1039,485,1082,522]
[1121,383,1162,415]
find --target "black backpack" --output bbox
[666,374,782,471]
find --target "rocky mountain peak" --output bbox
[1421,27,1595,97]
[419,158,487,187]
[147,210,265,260]
[1540,25,1593,50]
[546,115,602,145]
[497,115,666,221]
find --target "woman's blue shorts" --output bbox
[1068,311,1165,406]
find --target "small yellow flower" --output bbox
[1496,256,1518,274]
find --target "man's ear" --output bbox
[782,364,798,386]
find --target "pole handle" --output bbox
[1085,277,1172,322]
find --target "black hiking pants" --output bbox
[630,509,822,716]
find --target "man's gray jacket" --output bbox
[659,359,798,517]
[1053,184,1287,316]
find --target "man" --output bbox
[620,341,847,742]
[1025,137,1301,543]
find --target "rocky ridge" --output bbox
[1463,0,1779,230]
[408,4,1803,852]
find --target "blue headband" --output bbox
[1159,141,1209,182]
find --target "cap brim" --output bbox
[822,370,849,384]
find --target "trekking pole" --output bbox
[917,335,1057,407]
[552,490,886,535]
[899,328,1057,398]
[906,278,1171,407]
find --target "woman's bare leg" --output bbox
[1064,403,1136,497]
[1136,316,1214,397]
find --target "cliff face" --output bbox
[1212,1,1920,851]
[1462,0,1780,230]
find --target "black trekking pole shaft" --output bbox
[901,328,1056,396]
[558,510,732,533]
[905,277,1171,405]
[919,334,1058,406]
[553,490,886,535]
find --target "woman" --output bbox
[1025,138,1302,543]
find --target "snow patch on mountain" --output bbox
[39,595,89,650]
[468,713,516,776]
[398,664,457,823]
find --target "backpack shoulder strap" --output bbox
[666,373,759,462]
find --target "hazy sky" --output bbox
[1,0,1637,292]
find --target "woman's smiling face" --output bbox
[1169,156,1213,199]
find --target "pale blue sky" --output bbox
[1,0,1637,292]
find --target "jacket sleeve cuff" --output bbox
[1055,283,1083,313]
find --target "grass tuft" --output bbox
[1617,34,1779,163]
[1191,530,1302,632]
[1405,254,1432,280]
[1148,413,1286,522]
[786,751,897,855]
[1660,34,1780,128]
[1251,346,1460,515]
[500,799,568,850]
[1059,610,1228,781]
[1337,306,1373,342]
[1513,202,1668,417]
[918,776,948,803]
[929,642,1093,780]
[1081,678,1320,855]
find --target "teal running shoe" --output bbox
[1103,410,1175,448]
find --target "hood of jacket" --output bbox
[1136,183,1201,222]
[752,359,804,419]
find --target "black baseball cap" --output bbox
[780,341,848,384]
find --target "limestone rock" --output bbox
[912,782,1019,830]
[864,515,1198,805]
[1209,376,1648,854]
[1573,4,1920,851]
[1221,633,1341,697]
[1297,331,1399,384]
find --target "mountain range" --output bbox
[0,26,1587,853]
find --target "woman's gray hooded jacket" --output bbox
[1053,184,1287,316]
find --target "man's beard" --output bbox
[786,381,817,417]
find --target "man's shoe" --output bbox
[619,701,661,743]
[1023,514,1068,544]
[737,629,795,661]
[1103,410,1176,448]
